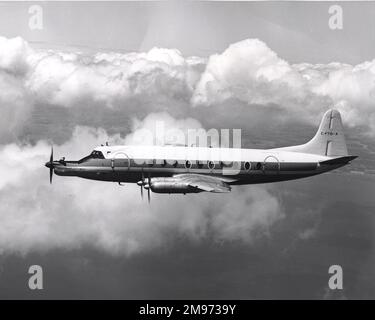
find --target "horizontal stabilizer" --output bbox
[320,155,358,165]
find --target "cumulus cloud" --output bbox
[26,43,206,108]
[0,36,31,75]
[25,48,203,108]
[192,39,375,133]
[192,39,307,107]
[1,36,375,142]
[124,112,203,146]
[0,36,206,142]
[0,37,35,142]
[0,113,283,256]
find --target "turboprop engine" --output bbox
[144,177,201,194]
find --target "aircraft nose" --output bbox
[45,162,52,168]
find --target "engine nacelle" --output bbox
[149,177,201,194]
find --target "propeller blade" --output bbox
[49,167,53,184]
[49,146,53,184]
[147,172,151,203]
[141,169,145,200]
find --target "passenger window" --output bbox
[244,162,251,171]
[185,160,192,169]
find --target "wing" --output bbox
[173,174,234,193]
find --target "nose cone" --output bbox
[45,162,52,169]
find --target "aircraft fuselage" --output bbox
[50,146,351,186]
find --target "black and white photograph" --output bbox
[0,0,374,310]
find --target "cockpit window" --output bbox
[78,150,105,163]
[91,151,105,159]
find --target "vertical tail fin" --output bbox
[306,109,348,156]
[279,109,348,156]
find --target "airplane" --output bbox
[45,109,357,202]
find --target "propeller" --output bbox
[136,169,151,203]
[136,169,146,200]
[45,146,54,184]
[141,169,144,199]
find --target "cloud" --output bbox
[25,44,205,109]
[0,36,31,75]
[192,39,307,107]
[0,113,283,256]
[0,36,206,143]
[0,37,34,143]
[124,111,203,146]
[192,39,375,133]
[1,36,375,143]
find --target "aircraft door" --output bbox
[263,155,280,175]
[111,152,130,172]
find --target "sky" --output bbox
[0,1,374,64]
[0,1,374,299]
